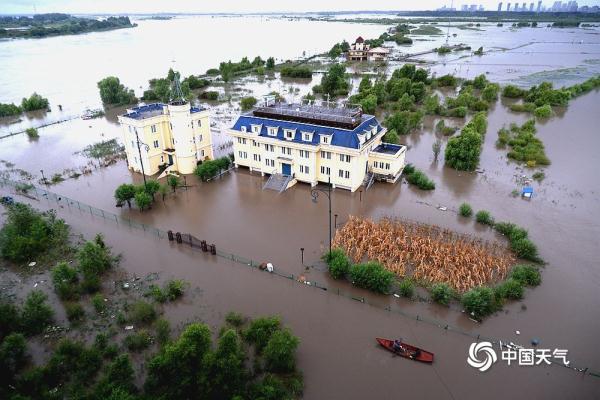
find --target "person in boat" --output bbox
[393,339,404,353]
[412,349,421,359]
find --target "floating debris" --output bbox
[28,261,36,267]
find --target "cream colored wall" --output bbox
[119,106,214,176]
[230,127,392,192]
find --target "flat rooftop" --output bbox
[372,143,405,155]
[121,102,205,120]
[252,102,363,130]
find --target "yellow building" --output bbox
[118,101,213,176]
[228,101,406,192]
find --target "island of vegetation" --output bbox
[0,13,136,39]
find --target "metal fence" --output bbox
[1,177,598,379]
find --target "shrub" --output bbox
[510,265,541,286]
[263,328,299,373]
[406,170,435,190]
[123,330,151,351]
[512,238,538,261]
[65,302,85,323]
[21,92,49,111]
[155,318,171,346]
[240,96,257,110]
[502,85,526,98]
[165,279,186,301]
[225,311,245,328]
[349,261,395,294]
[459,203,473,217]
[461,287,496,317]
[481,83,500,102]
[382,128,400,144]
[92,293,106,313]
[147,285,167,303]
[128,301,156,325]
[436,74,457,87]
[97,76,137,106]
[25,128,39,139]
[430,283,453,305]
[0,102,22,117]
[0,302,21,340]
[323,248,350,279]
[280,66,312,78]
[475,210,494,225]
[398,279,414,298]
[534,104,553,118]
[532,171,545,182]
[495,278,524,300]
[52,262,79,301]
[199,91,219,100]
[446,106,468,118]
[21,290,54,335]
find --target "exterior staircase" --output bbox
[263,173,294,193]
[363,171,375,191]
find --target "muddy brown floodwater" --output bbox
[2,90,599,399]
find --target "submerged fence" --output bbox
[1,178,598,379]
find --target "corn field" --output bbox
[333,216,515,293]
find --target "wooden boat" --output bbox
[376,338,434,364]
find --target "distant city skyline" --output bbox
[1,0,600,14]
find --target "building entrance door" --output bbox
[168,155,174,165]
[282,163,291,176]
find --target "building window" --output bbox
[280,146,291,155]
[386,163,390,170]
[253,154,261,162]
[197,120,201,127]
[284,129,295,140]
[345,171,350,179]
[191,121,194,128]
[303,133,312,141]
[241,126,247,132]
[321,166,331,175]
[264,144,274,152]
[198,135,203,142]
[299,150,309,158]
[150,125,156,133]
[238,151,248,159]
[172,138,175,145]
[321,135,330,144]
[339,154,351,163]
[153,140,159,148]
[300,165,309,174]
[338,170,350,179]
[265,159,275,167]
[251,125,261,134]
[242,138,247,145]
[320,151,332,159]
[161,155,164,163]
[268,127,277,136]
[201,150,205,157]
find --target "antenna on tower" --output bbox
[170,72,186,104]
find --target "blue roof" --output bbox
[231,113,383,149]
[122,102,205,120]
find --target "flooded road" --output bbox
[1,13,599,399]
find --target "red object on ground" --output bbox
[376,337,434,364]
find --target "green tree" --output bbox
[358,76,372,93]
[158,183,168,202]
[382,129,400,144]
[94,354,136,399]
[432,139,442,162]
[472,74,488,90]
[359,94,377,114]
[21,290,54,335]
[322,248,350,279]
[243,316,281,353]
[482,83,500,102]
[266,57,275,69]
[423,94,440,115]
[208,329,247,399]
[263,328,299,373]
[0,333,28,389]
[134,191,152,211]
[145,323,212,399]
[166,175,181,193]
[155,318,171,346]
[97,76,137,106]
[0,302,21,340]
[114,184,136,208]
[144,180,160,198]
[240,96,257,110]
[444,127,483,171]
[320,63,349,96]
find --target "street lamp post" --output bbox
[310,178,332,255]
[300,248,304,265]
[134,130,149,190]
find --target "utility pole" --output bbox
[134,129,149,190]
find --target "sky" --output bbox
[1,0,599,14]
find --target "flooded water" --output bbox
[1,13,600,399]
